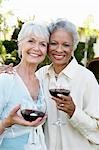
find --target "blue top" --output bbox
[0,72,47,150]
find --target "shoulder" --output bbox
[37,65,50,73]
[0,73,14,86]
[78,64,94,76]
[0,72,14,80]
[77,64,97,82]
[36,65,50,78]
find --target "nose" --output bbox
[56,44,63,52]
[33,43,40,51]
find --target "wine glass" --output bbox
[21,95,47,122]
[49,84,70,126]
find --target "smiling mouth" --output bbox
[53,54,64,60]
[28,52,41,57]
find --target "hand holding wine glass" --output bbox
[2,104,46,129]
[21,96,47,125]
[50,82,75,118]
[52,93,75,118]
[49,83,71,126]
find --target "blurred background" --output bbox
[0,0,99,70]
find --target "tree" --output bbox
[82,15,96,66]
[75,15,98,66]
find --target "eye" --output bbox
[40,42,47,47]
[28,40,33,42]
[62,43,71,48]
[49,41,57,46]
[28,37,36,43]
[28,40,35,43]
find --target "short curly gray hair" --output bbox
[48,18,79,50]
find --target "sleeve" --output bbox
[69,74,99,144]
[0,74,8,118]
[36,67,46,83]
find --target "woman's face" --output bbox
[19,34,48,65]
[48,29,74,67]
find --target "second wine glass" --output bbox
[49,84,70,126]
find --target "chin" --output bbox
[52,59,64,64]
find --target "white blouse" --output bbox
[36,57,99,150]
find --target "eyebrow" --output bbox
[50,40,72,44]
[30,37,47,43]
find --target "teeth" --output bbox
[53,55,64,59]
[29,53,39,57]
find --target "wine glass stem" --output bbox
[55,122,62,150]
[57,109,62,126]
[56,108,66,126]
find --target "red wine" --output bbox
[21,109,45,122]
[49,89,70,97]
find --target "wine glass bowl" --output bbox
[21,109,45,122]
[49,88,70,97]
[21,97,47,122]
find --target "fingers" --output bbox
[8,63,13,67]
[51,94,71,104]
[57,104,65,111]
[19,117,46,127]
[0,63,13,74]
[14,113,47,127]
[51,94,75,116]
[4,104,46,127]
[30,115,47,127]
[57,94,70,100]
[5,63,14,74]
[10,105,21,117]
[30,117,43,126]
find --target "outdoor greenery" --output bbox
[0,0,99,84]
[0,19,98,67]
[0,0,99,67]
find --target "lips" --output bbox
[28,52,41,57]
[30,53,40,57]
[53,54,65,60]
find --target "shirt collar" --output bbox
[46,57,79,79]
[62,57,79,79]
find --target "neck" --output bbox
[53,57,73,74]
[53,63,67,74]
[14,61,37,77]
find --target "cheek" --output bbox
[42,48,47,55]
[65,48,73,55]
[20,43,27,53]
[47,48,54,56]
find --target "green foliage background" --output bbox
[0,19,98,68]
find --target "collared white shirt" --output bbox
[36,57,99,150]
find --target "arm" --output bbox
[69,77,99,144]
[69,107,99,144]
[52,73,99,144]
[0,104,47,135]
[0,120,6,134]
[0,74,46,135]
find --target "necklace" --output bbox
[54,72,59,81]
